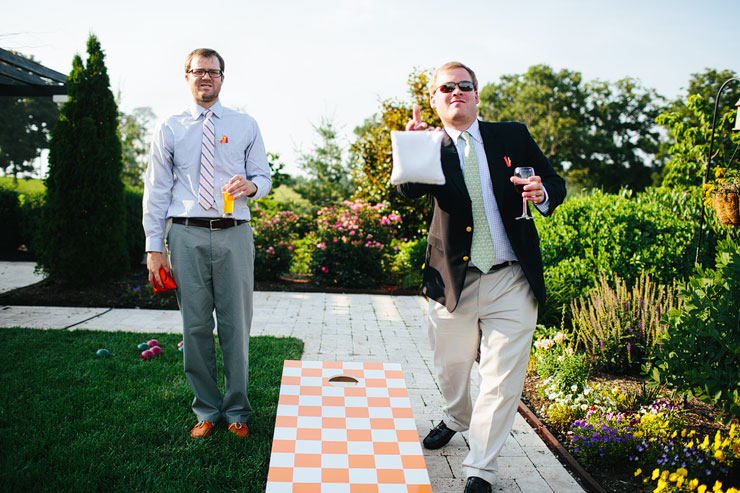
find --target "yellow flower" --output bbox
[677,468,688,477]
[714,449,725,461]
[669,472,678,482]
[655,479,667,491]
[661,470,670,481]
[713,480,722,491]
[634,468,642,477]
[715,167,726,179]
[699,485,707,493]
[678,476,685,488]
[682,429,688,438]
[652,468,660,480]
[715,430,723,444]
[687,440,694,448]
[701,436,710,449]
[726,488,738,493]
[671,430,678,438]
[689,478,699,490]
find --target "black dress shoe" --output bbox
[423,421,457,449]
[464,476,492,493]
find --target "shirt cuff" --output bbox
[145,237,165,253]
[534,188,550,215]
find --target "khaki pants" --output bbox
[168,221,255,424]
[428,264,537,484]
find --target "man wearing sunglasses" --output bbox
[398,61,565,493]
[143,48,271,440]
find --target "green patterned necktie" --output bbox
[461,131,496,273]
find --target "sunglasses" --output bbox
[437,81,475,93]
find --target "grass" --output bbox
[0,176,45,194]
[0,328,303,492]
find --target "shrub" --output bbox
[650,239,740,420]
[533,331,590,393]
[19,191,45,257]
[123,187,145,269]
[0,187,21,255]
[390,238,427,290]
[308,200,402,288]
[571,273,680,374]
[536,189,697,327]
[251,209,307,281]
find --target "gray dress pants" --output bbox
[168,221,254,423]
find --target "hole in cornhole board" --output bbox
[328,374,359,386]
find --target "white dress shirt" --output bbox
[143,101,272,252]
[444,120,550,265]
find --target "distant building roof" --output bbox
[0,48,67,97]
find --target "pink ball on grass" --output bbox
[151,346,163,356]
[140,349,154,360]
[147,339,160,347]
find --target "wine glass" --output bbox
[514,167,535,220]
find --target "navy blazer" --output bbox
[398,121,566,312]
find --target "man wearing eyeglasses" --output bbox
[398,61,565,492]
[143,48,271,440]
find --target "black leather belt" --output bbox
[172,217,246,230]
[472,261,517,273]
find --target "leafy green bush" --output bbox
[390,238,427,290]
[571,274,680,374]
[308,200,402,288]
[0,187,21,254]
[536,189,696,326]
[252,209,307,281]
[123,187,145,269]
[650,239,740,420]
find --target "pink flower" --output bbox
[321,266,329,273]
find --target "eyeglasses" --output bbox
[187,69,223,78]
[437,81,475,93]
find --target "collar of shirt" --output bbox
[189,100,223,119]
[444,119,482,152]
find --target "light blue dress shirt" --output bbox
[445,120,550,264]
[143,101,272,252]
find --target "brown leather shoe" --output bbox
[190,421,215,439]
[228,422,249,438]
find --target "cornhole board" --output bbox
[266,360,432,493]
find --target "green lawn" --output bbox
[0,328,303,492]
[0,176,45,194]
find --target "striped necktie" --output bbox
[198,109,216,210]
[461,131,496,273]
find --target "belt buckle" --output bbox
[209,219,223,231]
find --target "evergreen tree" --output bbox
[295,117,353,206]
[37,35,128,284]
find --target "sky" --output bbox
[3,0,739,177]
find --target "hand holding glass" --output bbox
[514,167,535,220]
[222,181,235,217]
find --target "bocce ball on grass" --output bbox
[140,349,155,361]
[137,342,150,351]
[95,348,111,358]
[147,339,160,347]
[151,345,163,356]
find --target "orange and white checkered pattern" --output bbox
[266,360,432,493]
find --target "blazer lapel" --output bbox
[441,130,468,198]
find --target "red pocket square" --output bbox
[153,267,177,293]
